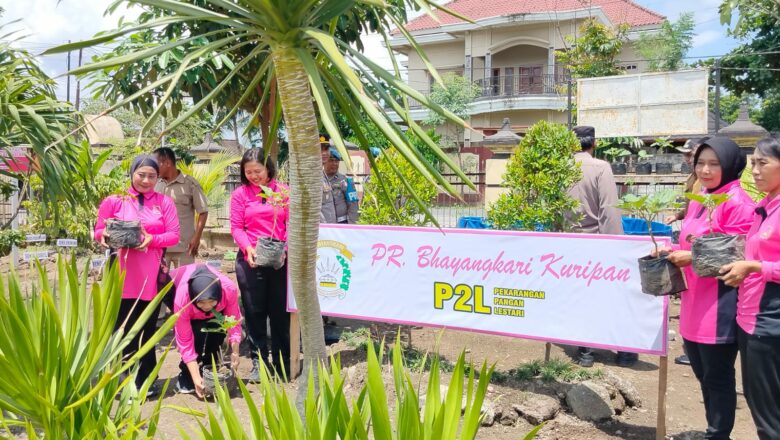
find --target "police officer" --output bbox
[321,142,359,225]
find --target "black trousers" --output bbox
[235,252,290,369]
[738,328,780,440]
[178,319,226,385]
[683,338,738,440]
[115,298,161,388]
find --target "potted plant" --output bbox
[635,150,654,175]
[617,190,687,296]
[603,147,630,175]
[684,192,745,277]
[255,185,288,269]
[652,137,675,174]
[200,310,242,397]
[103,190,143,249]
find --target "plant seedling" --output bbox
[684,192,730,234]
[617,189,682,256]
[603,147,631,163]
[651,136,675,153]
[202,310,241,335]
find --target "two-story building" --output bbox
[389,0,665,150]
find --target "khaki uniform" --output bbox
[155,171,208,266]
[321,172,358,224]
[567,152,623,235]
[674,173,702,221]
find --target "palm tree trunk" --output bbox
[271,48,327,407]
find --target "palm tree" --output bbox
[0,23,84,222]
[47,0,474,399]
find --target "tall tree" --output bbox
[50,0,474,404]
[423,72,481,168]
[635,12,696,72]
[556,18,629,79]
[0,23,85,222]
[718,0,780,131]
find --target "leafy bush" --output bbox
[359,149,438,227]
[487,121,582,232]
[0,229,23,256]
[22,142,127,250]
[185,334,502,440]
[0,257,180,438]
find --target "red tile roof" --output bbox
[401,0,665,33]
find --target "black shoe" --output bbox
[247,359,261,383]
[145,383,161,399]
[578,354,595,368]
[674,355,691,365]
[324,323,341,345]
[615,352,638,367]
[176,372,196,394]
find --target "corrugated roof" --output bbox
[401,0,664,33]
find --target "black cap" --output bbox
[573,126,595,139]
[188,265,222,305]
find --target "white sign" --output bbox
[25,234,47,243]
[56,239,78,247]
[206,260,222,269]
[23,251,50,261]
[290,225,669,355]
[577,69,709,137]
[91,258,106,269]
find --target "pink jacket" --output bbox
[94,187,180,301]
[230,180,289,257]
[171,264,242,364]
[673,180,755,344]
[737,195,780,336]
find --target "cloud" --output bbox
[693,29,722,48]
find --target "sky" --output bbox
[1,0,742,103]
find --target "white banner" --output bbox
[289,225,669,355]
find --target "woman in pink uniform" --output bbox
[661,136,755,440]
[230,148,289,382]
[94,155,179,396]
[171,263,241,398]
[721,134,780,440]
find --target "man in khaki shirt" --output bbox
[567,126,636,368]
[153,147,209,267]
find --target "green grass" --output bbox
[492,359,603,384]
[339,327,455,372]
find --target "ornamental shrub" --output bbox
[487,121,582,232]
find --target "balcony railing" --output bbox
[399,73,566,109]
[474,74,565,98]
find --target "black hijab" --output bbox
[129,155,160,208]
[188,265,222,313]
[693,136,746,193]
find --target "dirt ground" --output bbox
[4,253,760,439]
[140,301,758,440]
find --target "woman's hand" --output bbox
[193,375,205,398]
[720,261,762,287]
[666,250,692,268]
[664,215,678,225]
[245,246,257,267]
[230,352,240,372]
[137,227,153,251]
[98,231,110,248]
[650,246,673,258]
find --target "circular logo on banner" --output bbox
[316,240,353,299]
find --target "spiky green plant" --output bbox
[182,333,545,440]
[0,257,194,438]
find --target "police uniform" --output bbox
[321,172,358,224]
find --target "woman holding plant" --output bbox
[171,263,241,398]
[658,137,754,440]
[94,155,180,395]
[720,134,780,440]
[230,148,290,382]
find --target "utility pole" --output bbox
[75,48,83,111]
[567,77,573,129]
[714,58,722,133]
[66,40,71,103]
